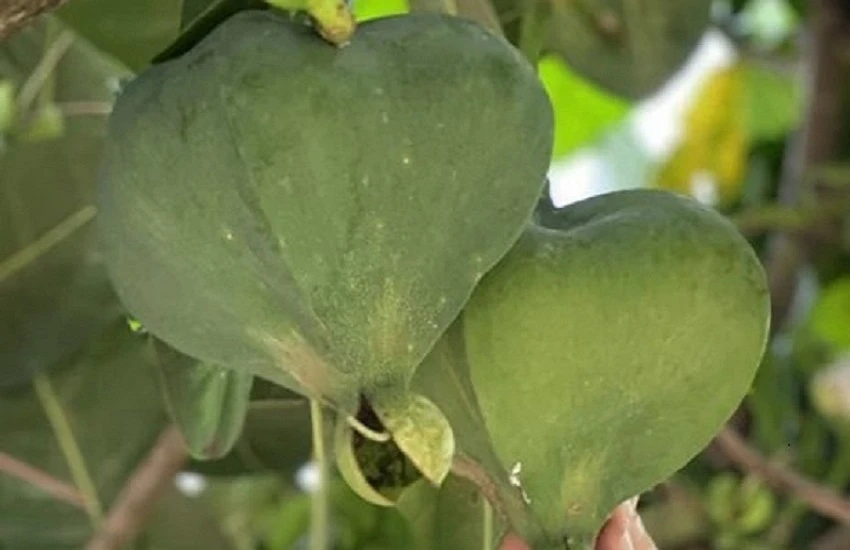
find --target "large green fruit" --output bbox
[463,189,770,548]
[97,9,553,428]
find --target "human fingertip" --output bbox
[498,534,531,550]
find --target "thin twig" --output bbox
[0,451,85,508]
[712,427,850,524]
[15,30,75,116]
[33,372,104,526]
[58,101,112,117]
[0,205,96,284]
[0,0,74,40]
[732,200,850,238]
[84,426,189,550]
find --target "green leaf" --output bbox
[153,0,266,64]
[57,0,182,71]
[537,54,629,159]
[0,20,126,390]
[98,12,554,414]
[354,0,409,21]
[181,0,222,27]
[811,277,850,350]
[397,476,500,550]
[333,410,425,507]
[465,190,770,547]
[0,322,168,549]
[186,393,313,476]
[743,61,801,142]
[517,0,712,99]
[370,393,454,486]
[152,339,253,460]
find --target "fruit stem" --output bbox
[483,498,494,549]
[346,414,391,442]
[264,0,356,46]
[310,399,330,550]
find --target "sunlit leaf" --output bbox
[811,277,850,351]
[538,54,629,160]
[354,0,409,20]
[743,61,801,142]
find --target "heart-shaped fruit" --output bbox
[461,189,770,548]
[96,10,553,424]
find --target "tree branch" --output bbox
[712,427,850,525]
[84,426,189,550]
[0,451,85,509]
[763,0,850,333]
[0,0,74,40]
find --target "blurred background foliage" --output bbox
[2,0,850,548]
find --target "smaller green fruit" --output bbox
[465,189,770,547]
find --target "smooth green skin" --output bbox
[464,189,770,548]
[151,339,253,459]
[97,11,553,416]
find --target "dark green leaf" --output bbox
[0,20,126,390]
[181,0,222,27]
[155,0,266,64]
[57,0,183,71]
[512,0,713,99]
[152,339,253,460]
